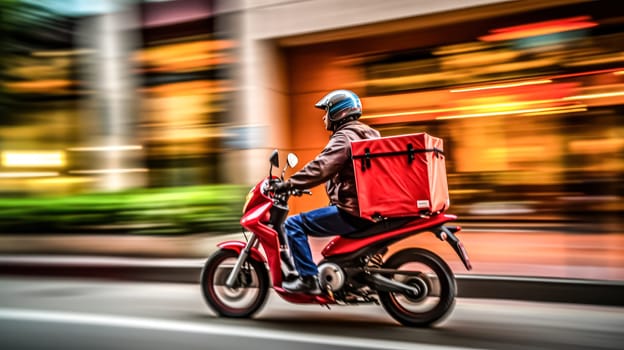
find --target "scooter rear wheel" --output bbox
[378,248,456,327]
[200,249,269,318]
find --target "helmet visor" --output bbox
[314,99,328,110]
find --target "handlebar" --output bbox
[291,188,312,196]
[265,179,312,197]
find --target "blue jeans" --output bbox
[284,205,364,277]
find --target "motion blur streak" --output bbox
[1,152,65,167]
[450,79,553,92]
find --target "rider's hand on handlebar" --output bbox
[270,180,292,194]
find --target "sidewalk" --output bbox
[1,229,623,280]
[0,233,235,284]
[0,233,239,258]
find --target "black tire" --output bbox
[200,249,269,318]
[378,248,456,327]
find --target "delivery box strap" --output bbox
[352,144,444,171]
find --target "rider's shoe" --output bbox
[283,272,299,283]
[282,275,321,295]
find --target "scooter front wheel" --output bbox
[200,248,269,318]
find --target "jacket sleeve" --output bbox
[286,132,351,189]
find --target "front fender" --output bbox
[217,240,266,263]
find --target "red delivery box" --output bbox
[351,133,449,221]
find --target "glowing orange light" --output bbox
[5,80,73,92]
[479,16,597,42]
[67,145,143,152]
[550,68,624,80]
[68,168,149,175]
[361,108,454,119]
[362,98,569,121]
[436,105,586,120]
[563,91,624,100]
[450,79,552,93]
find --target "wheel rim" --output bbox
[399,272,430,303]
[389,264,441,314]
[208,255,264,313]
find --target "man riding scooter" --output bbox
[201,90,470,326]
[271,89,380,294]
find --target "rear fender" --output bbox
[217,240,266,263]
[433,226,472,270]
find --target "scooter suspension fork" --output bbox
[225,234,258,288]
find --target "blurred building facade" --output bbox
[1,0,233,193]
[227,0,623,226]
[0,0,622,227]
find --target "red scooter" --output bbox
[200,150,472,327]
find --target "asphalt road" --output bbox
[0,276,622,350]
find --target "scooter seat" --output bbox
[343,217,416,239]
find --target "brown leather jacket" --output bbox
[286,120,380,217]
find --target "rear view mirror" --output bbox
[269,149,279,168]
[268,150,279,177]
[287,153,299,168]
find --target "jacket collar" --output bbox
[333,120,360,133]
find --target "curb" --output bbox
[456,274,624,307]
[1,256,622,307]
